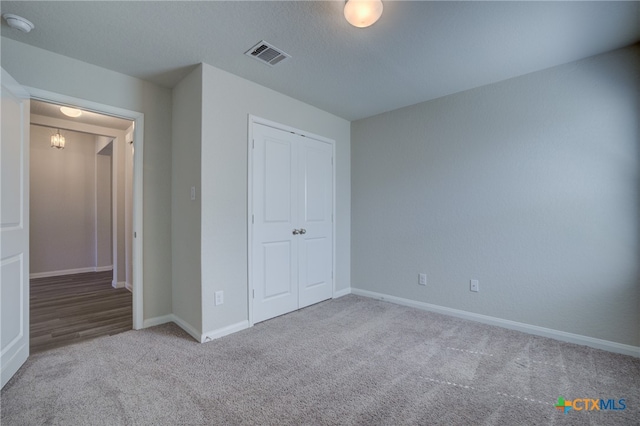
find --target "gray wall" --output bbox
[30,126,103,273]
[352,45,640,347]
[200,63,351,336]
[171,65,203,334]
[2,37,173,321]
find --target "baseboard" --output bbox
[172,315,202,343]
[124,282,133,292]
[30,266,113,279]
[201,321,249,344]
[142,314,249,344]
[351,288,640,358]
[333,287,352,298]
[143,314,174,328]
[112,281,126,289]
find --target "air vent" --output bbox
[245,41,291,67]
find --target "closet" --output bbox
[250,121,334,323]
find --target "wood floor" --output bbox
[30,271,132,353]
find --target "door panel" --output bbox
[1,68,30,389]
[298,139,333,308]
[1,256,24,349]
[264,139,292,223]
[300,237,329,289]
[302,144,332,223]
[252,124,298,323]
[263,241,293,299]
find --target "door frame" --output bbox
[26,87,145,330]
[247,115,336,327]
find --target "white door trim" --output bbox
[25,87,145,330]
[247,115,335,327]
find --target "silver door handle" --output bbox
[292,229,300,235]
[299,228,306,235]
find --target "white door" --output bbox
[297,138,333,308]
[251,122,333,323]
[1,69,30,388]
[252,124,299,323]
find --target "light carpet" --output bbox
[2,295,639,425]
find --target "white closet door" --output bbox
[298,138,333,308]
[251,122,333,324]
[1,69,30,388]
[252,124,299,323]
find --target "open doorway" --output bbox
[29,100,136,352]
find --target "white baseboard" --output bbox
[142,314,248,345]
[143,314,175,329]
[333,287,352,298]
[125,282,133,292]
[172,315,202,342]
[201,321,249,344]
[351,288,640,358]
[112,281,126,289]
[30,266,113,279]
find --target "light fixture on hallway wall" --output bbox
[344,0,383,28]
[51,129,65,149]
[60,106,82,117]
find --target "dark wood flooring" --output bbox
[30,271,132,353]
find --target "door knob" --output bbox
[299,229,306,235]
[292,229,300,235]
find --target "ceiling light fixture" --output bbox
[51,129,65,150]
[60,106,83,118]
[344,0,383,28]
[2,14,34,33]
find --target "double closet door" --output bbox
[251,122,333,324]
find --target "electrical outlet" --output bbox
[419,273,427,286]
[470,279,479,292]
[215,291,224,305]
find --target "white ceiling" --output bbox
[2,1,639,121]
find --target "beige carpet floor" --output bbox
[2,295,639,425]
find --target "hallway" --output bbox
[30,271,131,353]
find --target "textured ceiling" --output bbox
[2,1,639,121]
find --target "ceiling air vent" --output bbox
[245,41,291,67]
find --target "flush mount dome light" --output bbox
[60,106,82,118]
[344,0,383,28]
[2,14,34,33]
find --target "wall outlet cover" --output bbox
[419,273,427,286]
